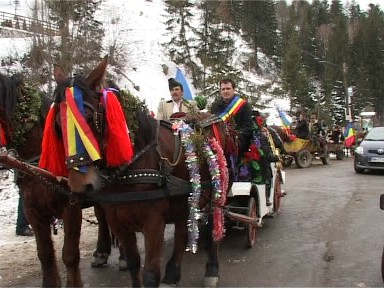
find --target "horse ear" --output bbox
[53,64,67,84]
[86,56,108,90]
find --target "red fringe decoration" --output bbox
[209,137,228,242]
[0,122,7,146]
[38,105,68,177]
[103,90,134,166]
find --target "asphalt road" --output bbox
[9,157,384,287]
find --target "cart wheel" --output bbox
[273,172,282,214]
[295,150,312,168]
[246,197,257,248]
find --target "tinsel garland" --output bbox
[178,121,202,253]
[206,137,228,241]
[11,83,42,148]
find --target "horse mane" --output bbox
[0,73,19,138]
[133,103,157,150]
[269,125,291,143]
[41,94,53,117]
[53,76,97,104]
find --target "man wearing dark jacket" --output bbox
[294,112,310,139]
[210,78,253,155]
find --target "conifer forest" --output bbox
[2,0,384,126]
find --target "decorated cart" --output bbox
[225,162,286,248]
[282,137,330,168]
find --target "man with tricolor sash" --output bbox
[210,78,253,155]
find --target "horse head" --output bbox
[42,57,112,193]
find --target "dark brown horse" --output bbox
[45,58,227,287]
[0,73,119,287]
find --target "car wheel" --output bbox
[354,162,364,174]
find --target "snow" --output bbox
[0,170,21,244]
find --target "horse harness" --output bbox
[89,120,193,203]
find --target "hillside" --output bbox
[0,0,289,124]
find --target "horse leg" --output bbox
[143,215,166,287]
[61,205,83,287]
[161,220,187,286]
[119,231,142,287]
[91,204,111,268]
[118,244,129,271]
[204,212,220,288]
[22,183,62,287]
[28,212,61,287]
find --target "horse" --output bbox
[0,73,121,287]
[267,125,295,167]
[42,57,228,287]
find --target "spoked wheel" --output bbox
[295,150,312,168]
[246,197,257,248]
[273,172,282,214]
[381,246,384,282]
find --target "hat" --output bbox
[168,78,183,91]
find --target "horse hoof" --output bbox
[203,276,219,288]
[118,259,128,271]
[91,253,108,268]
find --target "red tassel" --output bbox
[38,105,68,177]
[103,90,134,166]
[0,122,7,146]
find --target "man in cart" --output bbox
[210,78,254,156]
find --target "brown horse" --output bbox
[0,73,120,287]
[44,58,227,287]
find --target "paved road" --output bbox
[9,157,384,287]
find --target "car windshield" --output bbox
[365,127,384,141]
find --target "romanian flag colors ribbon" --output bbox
[344,122,355,148]
[218,96,246,122]
[60,86,101,171]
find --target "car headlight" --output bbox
[355,146,364,155]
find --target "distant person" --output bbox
[156,78,198,120]
[330,125,344,144]
[309,113,326,149]
[293,112,309,139]
[309,113,325,137]
[16,194,34,236]
[210,78,253,155]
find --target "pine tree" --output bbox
[240,0,278,70]
[194,1,239,98]
[44,0,105,76]
[163,0,202,87]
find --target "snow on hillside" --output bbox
[0,0,289,114]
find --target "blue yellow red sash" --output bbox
[61,86,101,172]
[218,96,246,122]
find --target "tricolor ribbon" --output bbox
[60,86,101,172]
[218,96,246,122]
